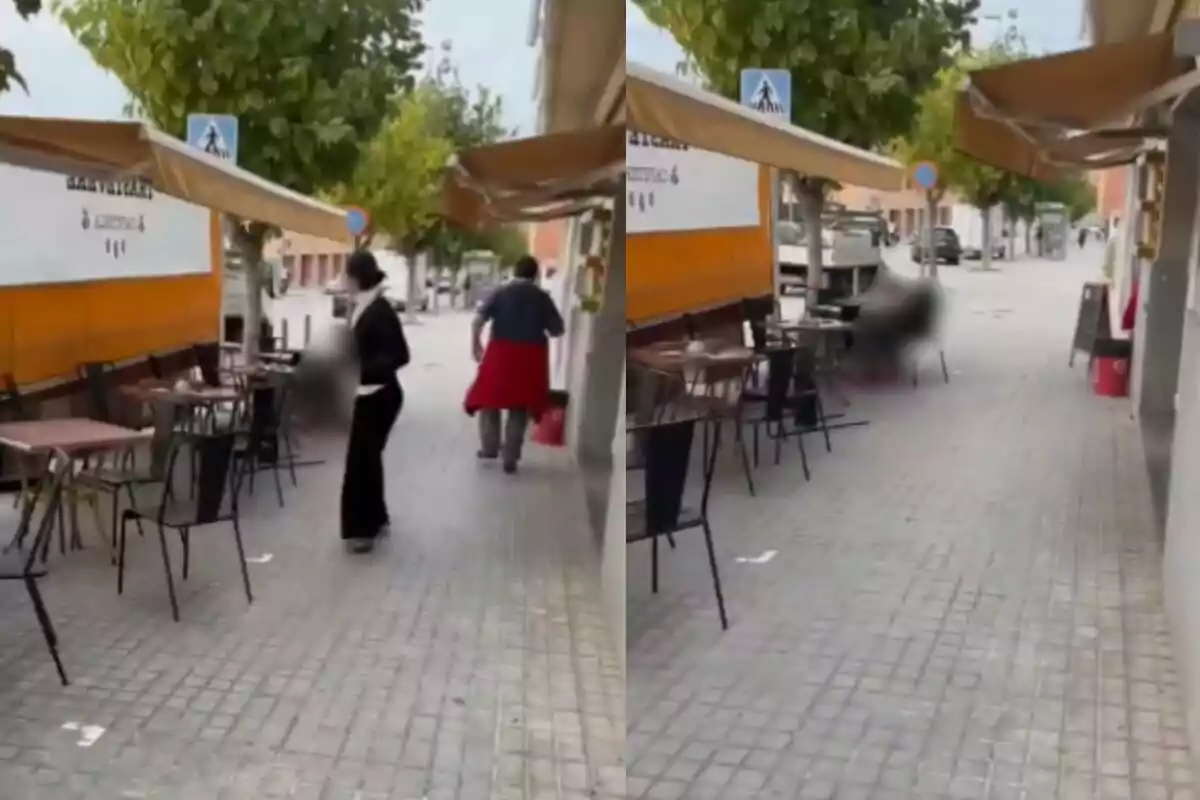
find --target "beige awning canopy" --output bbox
[626,63,904,191]
[442,126,625,230]
[955,32,1193,179]
[0,115,351,242]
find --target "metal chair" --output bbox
[0,453,70,684]
[627,416,728,630]
[234,373,298,507]
[118,429,251,622]
[78,400,178,562]
[2,373,36,511]
[686,356,756,496]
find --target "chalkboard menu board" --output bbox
[1069,282,1111,368]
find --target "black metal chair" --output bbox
[627,416,727,630]
[191,343,223,388]
[744,347,809,478]
[0,453,70,684]
[118,429,251,622]
[793,345,834,455]
[78,400,178,562]
[234,374,298,507]
[146,353,167,380]
[2,373,36,511]
[687,357,756,496]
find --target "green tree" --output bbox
[420,42,525,276]
[57,0,425,357]
[634,0,978,308]
[1,0,41,95]
[893,38,1032,271]
[325,87,453,319]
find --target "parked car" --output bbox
[911,226,962,265]
[963,242,1007,260]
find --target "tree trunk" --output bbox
[229,216,269,363]
[404,246,421,324]
[924,190,939,280]
[798,179,825,314]
[979,205,994,271]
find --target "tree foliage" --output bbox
[635,0,978,304]
[325,87,453,255]
[57,0,425,354]
[420,42,526,272]
[1,0,41,95]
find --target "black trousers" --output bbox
[340,382,402,540]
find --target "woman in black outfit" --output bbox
[341,250,410,553]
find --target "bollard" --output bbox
[304,315,312,346]
[280,318,289,350]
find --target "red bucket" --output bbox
[1091,356,1130,397]
[532,390,569,447]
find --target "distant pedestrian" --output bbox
[463,255,565,474]
[1078,228,1087,249]
[1035,225,1044,257]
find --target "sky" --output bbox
[627,0,1089,73]
[0,0,539,132]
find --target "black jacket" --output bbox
[352,295,410,388]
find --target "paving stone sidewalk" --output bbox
[628,249,1193,800]
[0,312,623,800]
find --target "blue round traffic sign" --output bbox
[345,206,369,237]
[912,162,938,191]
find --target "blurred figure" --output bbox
[1078,227,1088,249]
[849,267,942,383]
[340,250,410,553]
[463,255,565,473]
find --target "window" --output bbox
[888,210,900,228]
[938,207,951,226]
[317,254,330,286]
[299,254,313,287]
[916,208,926,231]
[903,209,915,237]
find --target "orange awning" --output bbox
[626,63,904,191]
[968,32,1188,130]
[442,126,624,229]
[0,115,351,242]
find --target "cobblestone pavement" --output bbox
[628,248,1194,799]
[0,312,622,799]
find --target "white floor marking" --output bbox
[245,553,274,563]
[61,721,106,747]
[736,550,777,564]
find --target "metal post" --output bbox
[303,314,312,346]
[770,168,782,316]
[280,317,289,350]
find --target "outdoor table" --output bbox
[0,419,152,554]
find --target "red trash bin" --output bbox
[1090,338,1132,398]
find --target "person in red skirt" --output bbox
[464,256,565,473]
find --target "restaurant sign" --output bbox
[627,130,759,234]
[0,163,210,287]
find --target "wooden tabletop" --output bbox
[0,419,152,455]
[772,318,853,333]
[121,382,241,405]
[631,344,757,372]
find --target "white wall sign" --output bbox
[627,131,760,234]
[0,163,211,287]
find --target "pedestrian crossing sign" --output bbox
[186,113,239,164]
[740,68,792,121]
